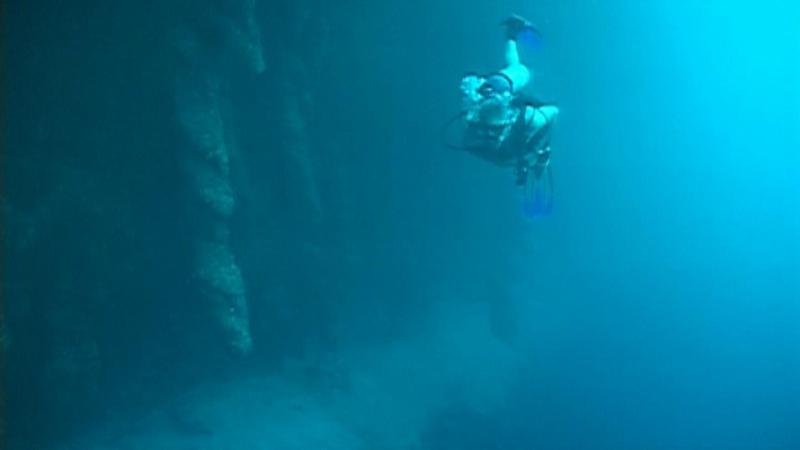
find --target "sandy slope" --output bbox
[57,300,523,450]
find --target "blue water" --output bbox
[4,1,799,449]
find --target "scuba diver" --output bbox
[444,15,560,217]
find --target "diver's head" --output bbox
[479,74,513,99]
[474,74,513,125]
[477,86,514,127]
[477,97,511,125]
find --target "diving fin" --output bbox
[501,15,543,47]
[522,164,554,218]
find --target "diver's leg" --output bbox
[499,40,530,92]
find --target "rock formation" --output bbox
[172,0,266,355]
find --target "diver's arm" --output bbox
[460,74,484,110]
[530,104,559,128]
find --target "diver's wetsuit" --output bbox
[462,98,558,166]
[459,35,559,180]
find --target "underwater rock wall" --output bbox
[226,0,342,362]
[4,4,320,442]
[4,0,524,447]
[1,271,5,444]
[174,71,253,355]
[4,0,228,442]
[1,0,8,439]
[172,0,266,355]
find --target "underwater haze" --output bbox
[3,0,799,449]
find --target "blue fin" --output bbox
[517,26,544,49]
[522,190,553,218]
[521,165,554,219]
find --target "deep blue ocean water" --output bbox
[4,1,799,449]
